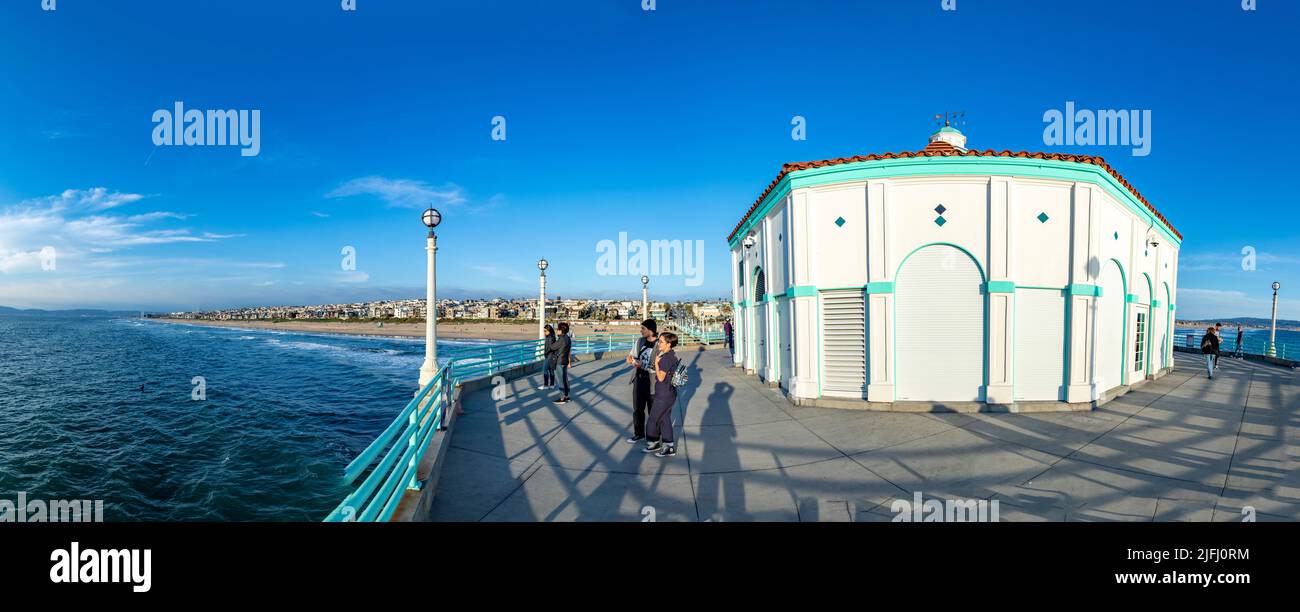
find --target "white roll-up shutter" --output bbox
[1014,289,1065,401]
[820,290,866,398]
[895,246,984,401]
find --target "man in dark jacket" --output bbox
[1201,326,1220,379]
[554,322,573,404]
[625,319,658,443]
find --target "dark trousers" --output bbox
[632,377,652,437]
[558,362,570,397]
[647,390,675,444]
[543,358,556,386]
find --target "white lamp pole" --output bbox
[538,259,548,339]
[641,275,649,321]
[1269,281,1281,357]
[418,207,442,392]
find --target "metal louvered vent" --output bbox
[754,269,766,302]
[820,290,866,398]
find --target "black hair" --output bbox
[659,331,678,348]
[558,322,570,334]
[544,324,555,336]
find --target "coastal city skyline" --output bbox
[2,2,1298,321]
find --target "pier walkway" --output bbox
[429,348,1299,521]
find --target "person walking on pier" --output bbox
[723,319,734,357]
[1201,326,1220,380]
[554,322,573,404]
[1234,325,1245,359]
[625,319,658,444]
[644,332,681,457]
[540,324,557,390]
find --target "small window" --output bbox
[754,269,767,302]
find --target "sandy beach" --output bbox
[151,318,642,341]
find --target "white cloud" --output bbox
[0,188,240,274]
[326,176,466,209]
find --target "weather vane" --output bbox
[934,111,967,127]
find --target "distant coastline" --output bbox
[150,318,635,341]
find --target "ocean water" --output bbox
[0,314,496,521]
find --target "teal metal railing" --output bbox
[324,332,640,522]
[1172,331,1294,360]
[673,320,726,345]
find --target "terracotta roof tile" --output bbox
[727,146,1181,242]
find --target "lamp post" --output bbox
[538,258,548,339]
[417,207,442,392]
[641,275,649,321]
[1269,281,1281,357]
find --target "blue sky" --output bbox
[1,0,1296,319]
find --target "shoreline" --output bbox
[149,318,638,341]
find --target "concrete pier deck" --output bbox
[428,348,1299,521]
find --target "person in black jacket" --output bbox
[1201,326,1220,379]
[554,322,573,404]
[624,319,658,444]
[540,324,557,390]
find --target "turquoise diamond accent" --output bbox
[1037,212,1049,223]
[935,216,947,227]
[1114,231,1119,240]
[834,216,845,227]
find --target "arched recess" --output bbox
[1162,282,1173,370]
[1130,273,1153,380]
[752,267,767,378]
[1096,259,1127,391]
[894,243,986,402]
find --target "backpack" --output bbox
[671,362,689,388]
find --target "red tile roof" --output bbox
[727,145,1182,242]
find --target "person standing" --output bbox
[1214,322,1224,368]
[723,319,734,357]
[1201,326,1220,379]
[625,319,658,444]
[1235,325,1245,359]
[554,322,573,404]
[644,332,681,458]
[540,324,557,390]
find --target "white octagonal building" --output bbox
[728,126,1182,411]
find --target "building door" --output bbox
[1096,261,1126,392]
[777,299,792,391]
[1014,288,1066,401]
[895,245,985,402]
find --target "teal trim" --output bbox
[865,281,895,294]
[1016,284,1066,291]
[1067,283,1102,297]
[986,281,1016,293]
[1151,300,1161,308]
[788,285,817,297]
[1125,293,1140,303]
[1170,303,1176,311]
[727,156,1182,249]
